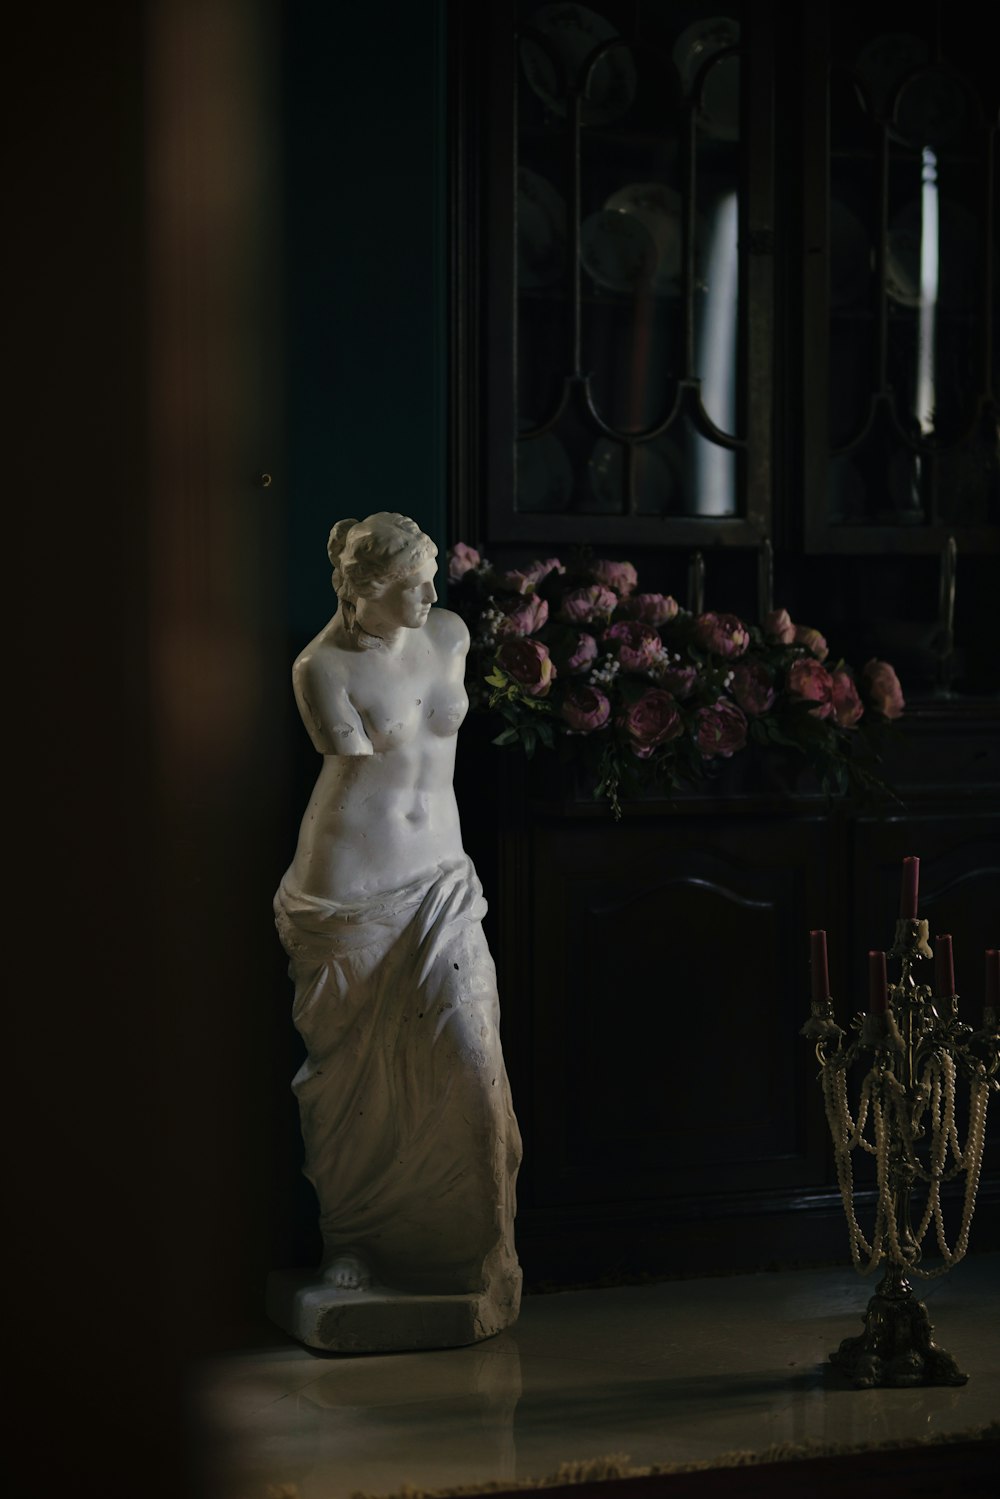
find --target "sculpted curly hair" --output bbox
[328,513,438,630]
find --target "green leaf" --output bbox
[753,715,776,742]
[762,719,808,753]
[827,762,848,795]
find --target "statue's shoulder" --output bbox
[425,606,470,656]
[291,625,374,756]
[292,622,345,691]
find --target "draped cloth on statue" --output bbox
[274,857,522,1310]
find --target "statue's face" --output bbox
[376,557,438,630]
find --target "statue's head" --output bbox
[328,513,438,633]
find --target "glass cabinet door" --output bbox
[802,2,999,554]
[480,1,775,547]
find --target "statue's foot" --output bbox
[322,1251,372,1290]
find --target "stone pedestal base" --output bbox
[266,1268,522,1353]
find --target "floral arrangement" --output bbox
[448,543,904,818]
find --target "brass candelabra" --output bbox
[801,858,999,1388]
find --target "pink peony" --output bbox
[694,611,750,659]
[604,619,663,674]
[495,593,549,638]
[656,661,699,698]
[559,584,618,624]
[496,638,556,698]
[590,559,638,596]
[618,688,683,760]
[695,699,748,759]
[499,557,565,594]
[863,659,905,720]
[623,592,679,626]
[561,684,611,734]
[788,657,835,719]
[794,624,829,661]
[565,631,598,674]
[730,660,775,716]
[764,608,796,645]
[830,668,864,728]
[448,541,480,582]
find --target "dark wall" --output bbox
[10,4,168,1495]
[282,0,447,641]
[10,2,448,1496]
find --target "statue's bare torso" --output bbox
[289,606,470,903]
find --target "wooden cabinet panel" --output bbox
[521,815,833,1207]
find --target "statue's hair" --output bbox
[327,513,437,627]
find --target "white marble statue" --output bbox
[268,513,522,1352]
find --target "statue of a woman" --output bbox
[269,513,522,1351]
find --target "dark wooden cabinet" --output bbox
[450,4,1000,1286]
[458,703,1000,1285]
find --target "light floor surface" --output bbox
[191,1253,1000,1499]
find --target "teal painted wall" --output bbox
[283,1,447,638]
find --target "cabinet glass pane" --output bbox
[695,52,741,444]
[515,2,746,520]
[825,10,998,531]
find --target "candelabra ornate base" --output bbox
[829,1266,968,1389]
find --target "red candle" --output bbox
[934,934,955,998]
[868,950,888,1013]
[899,856,920,919]
[986,950,1000,1016]
[810,929,830,1004]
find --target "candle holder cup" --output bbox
[801,917,999,1388]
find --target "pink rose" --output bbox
[565,631,598,674]
[830,669,864,728]
[764,608,796,645]
[604,619,663,674]
[731,660,775,716]
[496,638,556,698]
[656,661,699,698]
[693,611,750,659]
[695,699,748,759]
[499,570,535,595]
[448,541,480,582]
[794,624,829,661]
[500,557,565,594]
[618,688,683,760]
[788,657,835,718]
[559,584,618,624]
[561,684,611,734]
[590,559,638,597]
[623,592,679,626]
[863,659,905,720]
[496,593,549,638]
